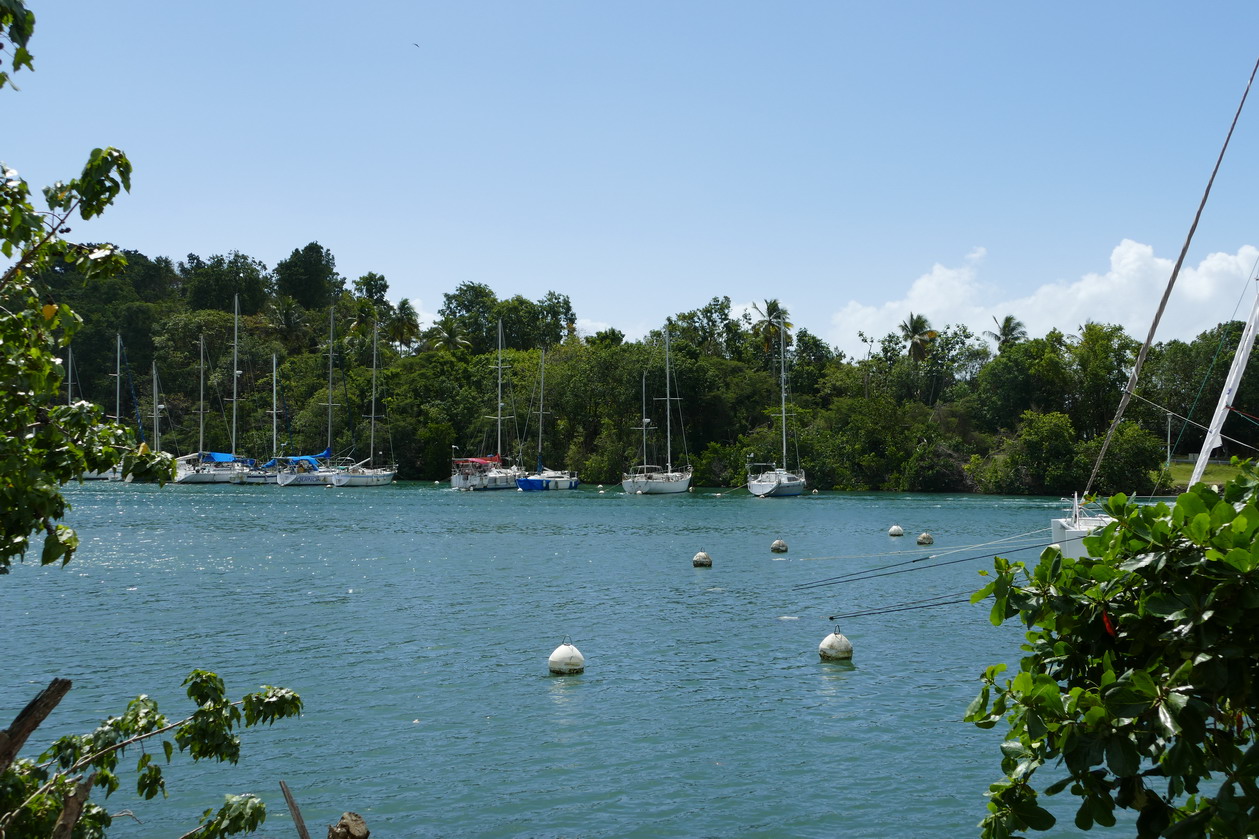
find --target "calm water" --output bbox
[4,484,1102,837]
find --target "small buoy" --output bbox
[636,490,643,495]
[548,639,585,675]
[819,626,853,661]
[598,484,604,489]
[598,490,605,494]
[516,487,523,492]
[693,551,712,567]
[917,532,934,545]
[770,539,788,553]
[811,489,818,495]
[888,524,904,537]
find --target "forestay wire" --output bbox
[1085,56,1259,495]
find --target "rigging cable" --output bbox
[1085,55,1259,495]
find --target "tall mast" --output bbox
[639,372,648,465]
[151,361,160,452]
[231,295,239,458]
[496,320,504,461]
[198,335,206,454]
[536,349,546,473]
[271,353,278,459]
[370,324,378,466]
[114,333,121,423]
[327,307,335,457]
[664,326,673,474]
[779,317,788,468]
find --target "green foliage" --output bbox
[969,465,1259,837]
[0,672,302,838]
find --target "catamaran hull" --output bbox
[452,469,523,491]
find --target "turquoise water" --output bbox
[5,484,1094,837]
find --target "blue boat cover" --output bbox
[200,451,235,463]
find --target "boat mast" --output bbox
[370,324,378,467]
[664,326,673,475]
[114,333,121,424]
[496,320,504,463]
[778,317,788,469]
[639,372,648,466]
[198,334,206,455]
[536,349,546,473]
[271,353,278,459]
[327,307,335,458]
[1190,286,1259,486]
[151,361,161,452]
[231,294,239,459]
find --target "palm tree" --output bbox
[899,312,938,362]
[984,314,1027,352]
[422,316,471,353]
[386,298,420,354]
[751,299,793,353]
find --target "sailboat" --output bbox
[334,324,397,487]
[747,317,805,497]
[622,326,692,494]
[516,349,578,491]
[233,352,281,484]
[452,321,524,490]
[277,308,341,487]
[175,306,248,483]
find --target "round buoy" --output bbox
[917,532,934,545]
[548,639,585,675]
[693,551,712,567]
[636,490,643,495]
[888,524,904,537]
[597,484,604,489]
[819,626,853,661]
[598,490,605,494]
[811,489,818,495]
[770,539,788,553]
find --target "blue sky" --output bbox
[8,2,1259,357]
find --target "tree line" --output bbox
[37,245,1259,494]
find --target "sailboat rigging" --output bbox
[334,323,397,486]
[622,325,692,494]
[747,316,805,497]
[516,349,579,491]
[452,320,524,490]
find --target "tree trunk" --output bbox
[0,677,71,773]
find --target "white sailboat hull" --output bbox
[276,467,338,487]
[622,469,692,495]
[452,466,524,491]
[335,467,396,487]
[748,468,806,497]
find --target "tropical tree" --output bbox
[968,467,1259,838]
[422,315,471,353]
[751,298,793,354]
[385,297,421,353]
[1,7,299,835]
[273,242,342,310]
[985,314,1028,353]
[899,312,938,363]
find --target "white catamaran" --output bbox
[622,326,692,494]
[747,317,805,497]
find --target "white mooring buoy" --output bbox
[888,524,904,537]
[917,532,934,545]
[548,639,585,675]
[819,626,854,661]
[693,551,712,567]
[770,539,788,553]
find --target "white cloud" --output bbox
[827,241,1259,359]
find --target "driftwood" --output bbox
[279,780,313,839]
[0,677,71,774]
[328,812,369,839]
